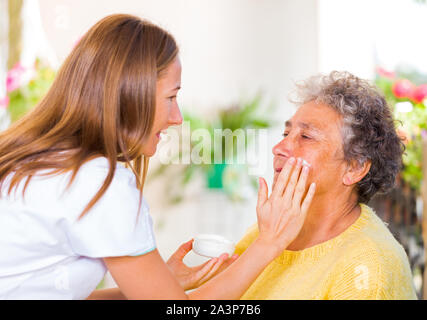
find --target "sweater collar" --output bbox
[275,203,373,264]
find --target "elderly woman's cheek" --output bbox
[302,155,324,188]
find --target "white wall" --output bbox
[38,0,318,113]
[317,0,377,78]
[318,0,427,78]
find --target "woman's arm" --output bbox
[86,288,126,300]
[103,249,188,300]
[99,236,279,300]
[98,157,314,300]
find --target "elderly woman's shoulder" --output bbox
[339,204,410,268]
[329,204,417,299]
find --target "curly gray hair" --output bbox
[291,71,405,203]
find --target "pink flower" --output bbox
[411,84,427,104]
[6,62,26,92]
[376,67,395,79]
[392,79,415,99]
[0,96,9,109]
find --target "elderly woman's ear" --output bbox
[342,160,372,186]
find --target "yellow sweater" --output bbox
[235,204,417,300]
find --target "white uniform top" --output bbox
[0,157,156,300]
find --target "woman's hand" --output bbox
[167,239,239,291]
[256,157,316,255]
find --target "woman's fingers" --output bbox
[256,177,268,211]
[289,164,310,208]
[282,158,304,203]
[271,157,296,198]
[194,257,217,281]
[170,239,194,262]
[209,254,239,278]
[256,156,316,254]
[272,172,279,191]
[198,253,229,283]
[300,182,316,215]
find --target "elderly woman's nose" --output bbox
[272,140,292,157]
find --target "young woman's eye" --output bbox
[282,133,288,138]
[168,96,176,102]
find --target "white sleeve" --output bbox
[64,168,156,258]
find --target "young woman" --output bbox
[0,14,315,299]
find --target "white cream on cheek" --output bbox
[301,159,311,167]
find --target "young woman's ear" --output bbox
[342,159,371,186]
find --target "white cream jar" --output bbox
[193,234,235,258]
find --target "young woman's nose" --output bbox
[168,104,183,126]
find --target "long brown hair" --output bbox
[0,14,178,219]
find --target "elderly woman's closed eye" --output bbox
[234,71,418,300]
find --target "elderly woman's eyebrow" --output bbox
[285,120,322,134]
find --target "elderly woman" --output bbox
[235,71,417,299]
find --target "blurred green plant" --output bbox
[375,67,427,191]
[150,94,276,203]
[4,59,56,122]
